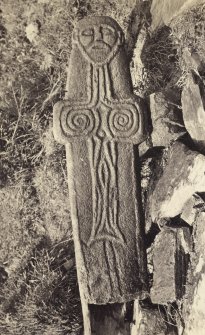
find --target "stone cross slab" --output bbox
[53,16,148,304]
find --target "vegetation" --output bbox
[171,4,205,87]
[0,1,85,333]
[141,25,180,95]
[1,0,204,333]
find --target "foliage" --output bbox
[171,4,205,87]
[141,25,180,95]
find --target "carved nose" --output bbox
[95,28,103,41]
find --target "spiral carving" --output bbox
[61,107,95,138]
[108,106,139,138]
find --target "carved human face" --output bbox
[77,24,119,64]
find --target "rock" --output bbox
[182,72,205,153]
[132,301,167,335]
[143,147,168,232]
[62,258,75,271]
[151,0,205,30]
[90,303,130,335]
[181,193,205,225]
[130,26,148,98]
[150,227,191,305]
[150,141,205,222]
[149,93,185,148]
[181,48,204,74]
[139,139,152,157]
[0,266,8,285]
[132,300,178,335]
[182,210,205,334]
[25,22,39,43]
[184,272,205,335]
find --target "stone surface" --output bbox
[182,210,205,335]
[53,16,148,304]
[150,141,205,222]
[131,300,178,335]
[181,193,205,225]
[143,147,168,233]
[62,258,75,271]
[151,0,205,30]
[149,93,185,148]
[132,302,166,335]
[150,227,191,304]
[181,48,205,74]
[0,265,8,285]
[182,72,205,153]
[130,26,148,98]
[90,303,130,335]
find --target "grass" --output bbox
[0,239,82,335]
[171,3,205,87]
[0,1,84,333]
[141,25,180,95]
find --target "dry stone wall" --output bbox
[1,1,205,334]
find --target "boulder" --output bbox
[150,141,205,222]
[0,266,8,285]
[131,300,178,335]
[182,72,205,153]
[182,210,205,334]
[181,48,205,74]
[151,0,205,30]
[181,193,205,225]
[149,93,185,148]
[150,227,191,304]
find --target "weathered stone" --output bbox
[182,210,205,335]
[53,16,148,304]
[150,141,205,222]
[132,302,167,335]
[90,303,130,335]
[143,147,168,233]
[150,227,191,304]
[151,0,204,30]
[131,300,178,335]
[182,72,205,153]
[25,22,39,44]
[62,258,75,271]
[181,193,205,225]
[130,26,148,99]
[149,93,185,148]
[0,265,8,285]
[138,90,186,157]
[181,48,204,74]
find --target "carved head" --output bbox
[73,16,124,66]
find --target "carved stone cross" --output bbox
[53,16,148,305]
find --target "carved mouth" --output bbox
[92,45,106,50]
[85,42,113,63]
[91,41,110,51]
[92,46,104,50]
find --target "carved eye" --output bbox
[102,28,113,36]
[81,29,94,36]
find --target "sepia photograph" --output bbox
[0,0,205,334]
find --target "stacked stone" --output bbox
[143,55,205,334]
